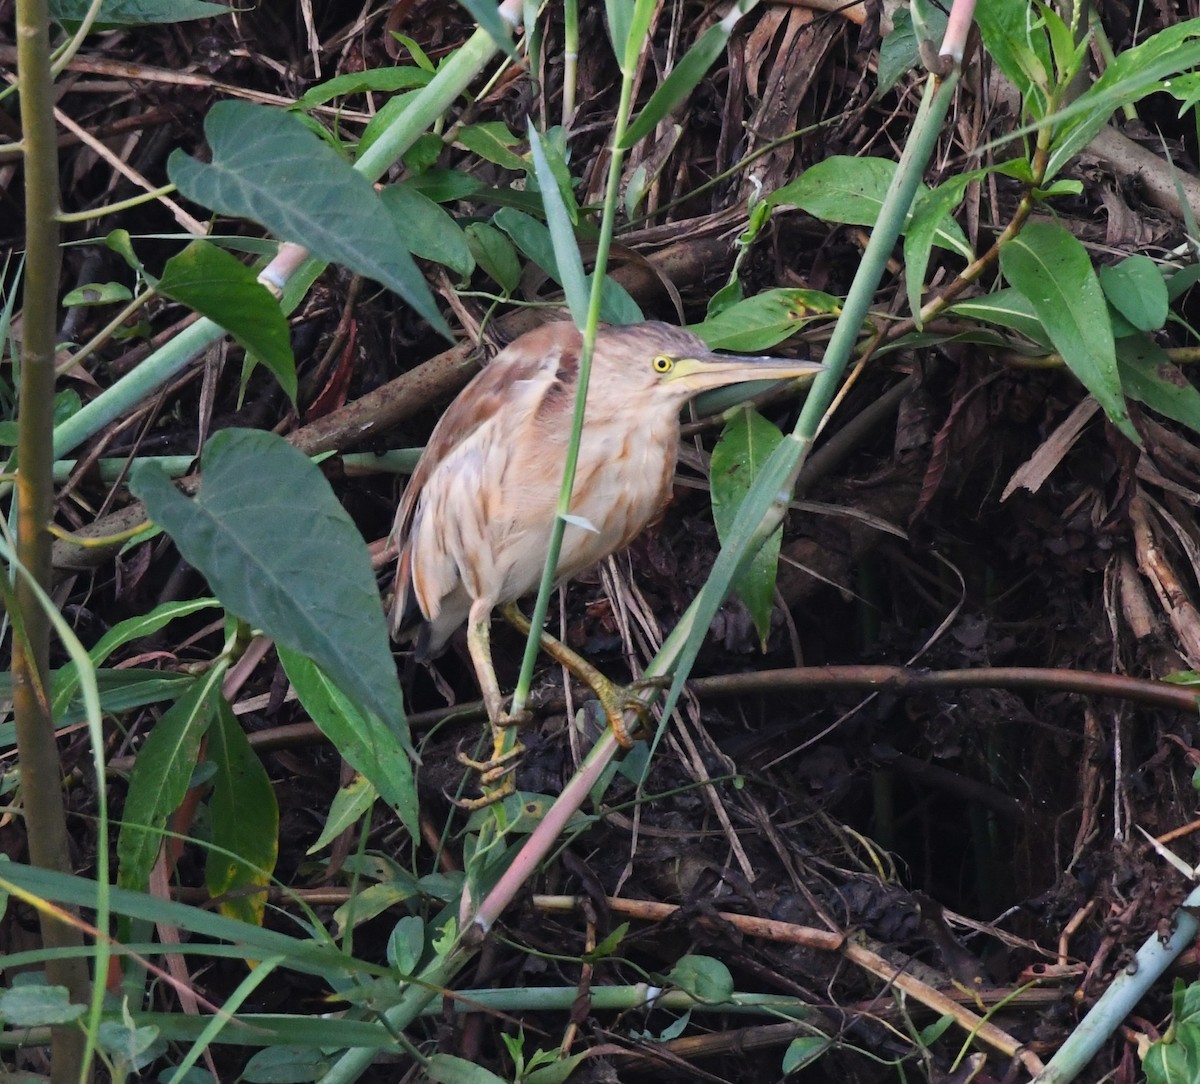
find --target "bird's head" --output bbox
[597,321,823,402]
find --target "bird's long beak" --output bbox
[669,352,824,393]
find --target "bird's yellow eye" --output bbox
[652,355,673,373]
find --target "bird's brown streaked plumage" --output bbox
[389,319,822,803]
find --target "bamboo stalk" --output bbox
[14,0,92,1078]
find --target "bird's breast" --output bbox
[551,416,678,580]
[409,404,680,626]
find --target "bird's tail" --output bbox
[389,546,435,662]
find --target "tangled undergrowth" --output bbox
[8,1,1200,1081]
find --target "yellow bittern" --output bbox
[390,320,822,803]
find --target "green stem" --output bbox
[1031,884,1200,1082]
[562,0,578,125]
[49,450,421,485]
[507,61,637,727]
[354,0,523,182]
[420,984,814,1017]
[48,0,103,77]
[14,0,92,1079]
[648,65,965,763]
[56,184,177,223]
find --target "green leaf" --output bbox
[1099,254,1169,332]
[782,1035,832,1073]
[771,157,971,259]
[620,0,660,75]
[465,222,521,293]
[999,221,1137,442]
[279,648,417,838]
[89,600,220,669]
[706,279,744,319]
[1161,670,1200,686]
[0,389,83,448]
[877,6,946,95]
[624,162,650,217]
[1163,71,1200,114]
[307,775,377,856]
[918,1012,956,1045]
[1144,1033,1197,1084]
[206,697,279,926]
[604,0,633,70]
[604,0,662,75]
[1178,979,1200,1023]
[1035,178,1085,198]
[1168,264,1200,301]
[492,207,641,324]
[426,1054,508,1084]
[390,33,436,73]
[157,239,297,403]
[332,879,421,936]
[405,168,482,204]
[527,124,588,327]
[658,433,800,786]
[54,388,80,426]
[452,0,519,58]
[2,862,394,982]
[585,921,629,961]
[168,101,448,336]
[242,1045,330,1083]
[1117,335,1200,434]
[96,1018,161,1073]
[128,428,407,732]
[296,67,433,109]
[49,0,226,29]
[117,670,222,892]
[691,287,841,352]
[492,206,556,275]
[456,120,527,171]
[62,281,133,307]
[105,228,145,274]
[904,171,981,322]
[402,132,445,174]
[975,4,1053,115]
[666,955,734,1002]
[0,983,86,1026]
[379,185,474,279]
[620,5,759,148]
[594,277,643,325]
[524,1053,588,1084]
[387,915,425,974]
[656,1009,692,1040]
[946,288,1053,348]
[1046,23,1200,179]
[23,669,193,737]
[1037,1,1089,85]
[359,91,423,160]
[51,598,219,720]
[710,410,786,649]
[525,126,578,223]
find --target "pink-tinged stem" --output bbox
[472,730,621,933]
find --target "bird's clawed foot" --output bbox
[498,601,670,747]
[453,710,531,809]
[592,673,670,746]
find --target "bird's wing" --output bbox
[389,323,581,638]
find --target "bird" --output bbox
[389,320,823,805]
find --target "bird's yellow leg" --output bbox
[499,602,660,746]
[460,602,528,808]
